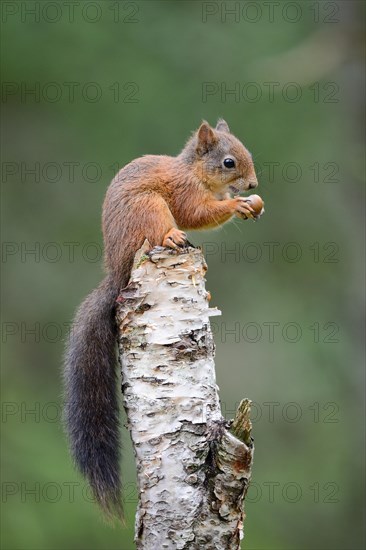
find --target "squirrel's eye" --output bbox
[223,158,235,169]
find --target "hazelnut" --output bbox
[246,194,264,218]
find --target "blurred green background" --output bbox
[1,1,365,549]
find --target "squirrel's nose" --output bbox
[248,180,258,189]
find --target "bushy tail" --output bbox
[63,274,123,520]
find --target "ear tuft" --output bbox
[215,118,230,133]
[196,121,217,155]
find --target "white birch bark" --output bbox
[116,242,254,549]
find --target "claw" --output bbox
[162,228,187,249]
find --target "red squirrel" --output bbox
[64,119,260,520]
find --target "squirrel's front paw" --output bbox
[162,228,187,249]
[233,197,255,219]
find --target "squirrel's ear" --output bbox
[215,118,230,133]
[196,121,217,155]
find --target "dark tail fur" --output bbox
[63,274,123,520]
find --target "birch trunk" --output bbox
[116,242,254,549]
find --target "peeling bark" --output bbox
[116,242,254,549]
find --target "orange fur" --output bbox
[102,120,258,288]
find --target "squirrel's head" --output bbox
[181,119,258,194]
